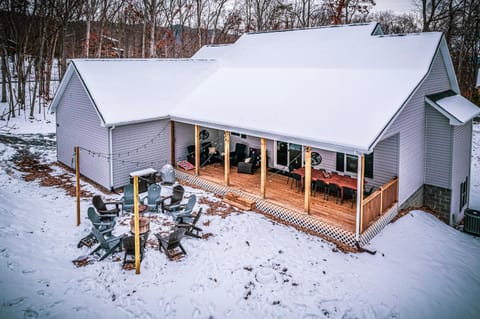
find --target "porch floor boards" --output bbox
[184,164,356,232]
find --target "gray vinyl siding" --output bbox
[174,122,195,162]
[112,119,171,188]
[425,105,452,188]
[312,148,336,172]
[55,71,110,189]
[383,48,451,205]
[369,134,399,188]
[450,121,472,219]
[173,123,222,163]
[312,134,398,189]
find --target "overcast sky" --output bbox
[373,0,418,14]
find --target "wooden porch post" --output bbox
[194,125,200,176]
[170,121,175,166]
[355,154,365,242]
[260,138,267,198]
[304,146,312,213]
[224,131,230,185]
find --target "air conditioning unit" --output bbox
[464,209,480,236]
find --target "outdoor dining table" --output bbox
[292,167,359,193]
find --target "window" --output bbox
[336,152,373,178]
[276,141,302,169]
[231,132,247,139]
[460,176,468,211]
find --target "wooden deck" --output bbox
[183,164,357,232]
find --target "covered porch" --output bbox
[170,121,400,245]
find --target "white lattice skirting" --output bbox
[176,170,358,247]
[176,170,398,247]
[360,204,399,246]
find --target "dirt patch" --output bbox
[198,196,240,218]
[14,152,92,197]
[392,206,448,224]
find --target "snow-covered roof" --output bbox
[426,91,480,125]
[191,44,232,59]
[51,59,217,126]
[171,23,445,153]
[51,22,462,153]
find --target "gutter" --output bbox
[109,125,115,190]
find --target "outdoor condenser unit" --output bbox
[464,209,480,236]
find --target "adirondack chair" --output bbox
[122,235,145,266]
[160,184,185,213]
[77,207,116,248]
[122,184,140,213]
[92,195,121,217]
[177,208,203,238]
[89,228,124,261]
[140,184,161,212]
[154,228,187,260]
[170,194,196,222]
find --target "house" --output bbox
[50,22,479,246]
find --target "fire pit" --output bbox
[130,217,150,242]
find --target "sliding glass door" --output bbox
[275,141,302,170]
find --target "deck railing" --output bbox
[361,177,398,232]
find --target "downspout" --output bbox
[109,125,115,190]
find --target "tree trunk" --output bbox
[1,52,6,103]
[85,19,91,57]
[149,0,157,57]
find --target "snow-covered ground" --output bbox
[470,121,480,208]
[1,113,480,318]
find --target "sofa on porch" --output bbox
[237,147,262,174]
[186,142,220,167]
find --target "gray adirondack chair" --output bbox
[122,235,145,266]
[89,228,123,261]
[77,207,115,248]
[170,194,196,222]
[141,184,161,212]
[92,195,121,217]
[177,208,203,238]
[155,227,186,260]
[122,184,140,213]
[160,184,185,213]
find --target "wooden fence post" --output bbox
[133,175,140,274]
[75,146,80,226]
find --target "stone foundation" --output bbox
[399,184,451,224]
[424,184,451,222]
[399,185,424,210]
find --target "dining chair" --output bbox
[290,173,302,192]
[342,187,356,208]
[312,180,327,197]
[326,183,341,203]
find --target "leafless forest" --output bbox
[1,0,479,120]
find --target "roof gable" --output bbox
[62,59,218,127]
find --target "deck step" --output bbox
[223,192,256,211]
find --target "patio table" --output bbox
[292,167,359,192]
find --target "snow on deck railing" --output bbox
[175,169,357,247]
